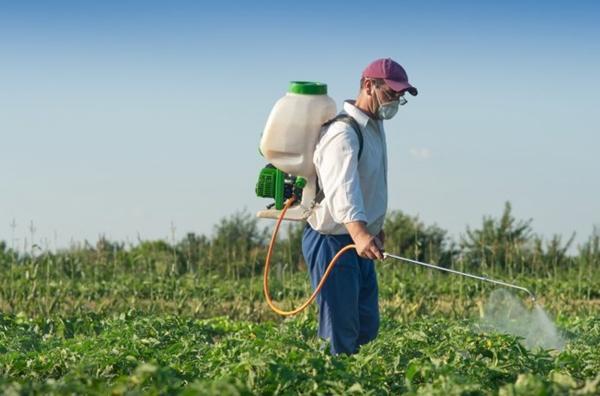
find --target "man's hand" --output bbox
[377,229,385,247]
[345,221,384,260]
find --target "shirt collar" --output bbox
[343,100,372,129]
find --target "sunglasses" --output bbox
[372,81,408,105]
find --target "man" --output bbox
[302,58,418,355]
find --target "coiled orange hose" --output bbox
[263,196,356,316]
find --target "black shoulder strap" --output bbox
[321,113,364,160]
[314,113,364,204]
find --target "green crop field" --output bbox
[1,204,599,395]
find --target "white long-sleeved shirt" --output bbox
[307,100,388,236]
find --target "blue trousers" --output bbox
[301,224,380,355]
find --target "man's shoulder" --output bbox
[318,120,360,147]
[321,114,361,138]
[324,118,356,133]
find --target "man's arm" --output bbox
[345,221,384,260]
[315,122,383,259]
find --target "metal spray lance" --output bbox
[382,252,537,302]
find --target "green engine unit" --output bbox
[255,164,306,210]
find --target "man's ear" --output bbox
[364,79,374,96]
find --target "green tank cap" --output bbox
[295,177,307,189]
[288,81,327,95]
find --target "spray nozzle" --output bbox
[529,295,537,303]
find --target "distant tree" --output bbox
[384,210,456,266]
[0,241,7,264]
[130,240,178,275]
[578,227,600,269]
[95,236,124,258]
[212,210,267,254]
[533,233,576,272]
[461,202,533,270]
[176,232,210,272]
[0,240,19,266]
[211,210,268,277]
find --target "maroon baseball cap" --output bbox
[362,58,418,96]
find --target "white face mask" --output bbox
[374,87,400,120]
[377,100,400,120]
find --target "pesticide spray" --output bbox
[481,289,565,350]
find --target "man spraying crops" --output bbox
[302,58,418,355]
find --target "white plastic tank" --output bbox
[260,81,336,177]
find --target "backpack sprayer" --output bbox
[256,81,535,317]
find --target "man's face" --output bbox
[373,81,407,105]
[366,79,407,117]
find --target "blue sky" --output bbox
[1,1,599,251]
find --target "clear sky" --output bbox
[1,1,599,251]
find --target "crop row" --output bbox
[1,312,599,395]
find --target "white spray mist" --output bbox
[481,289,565,351]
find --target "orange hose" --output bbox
[263,196,356,316]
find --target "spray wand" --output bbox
[382,253,536,302]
